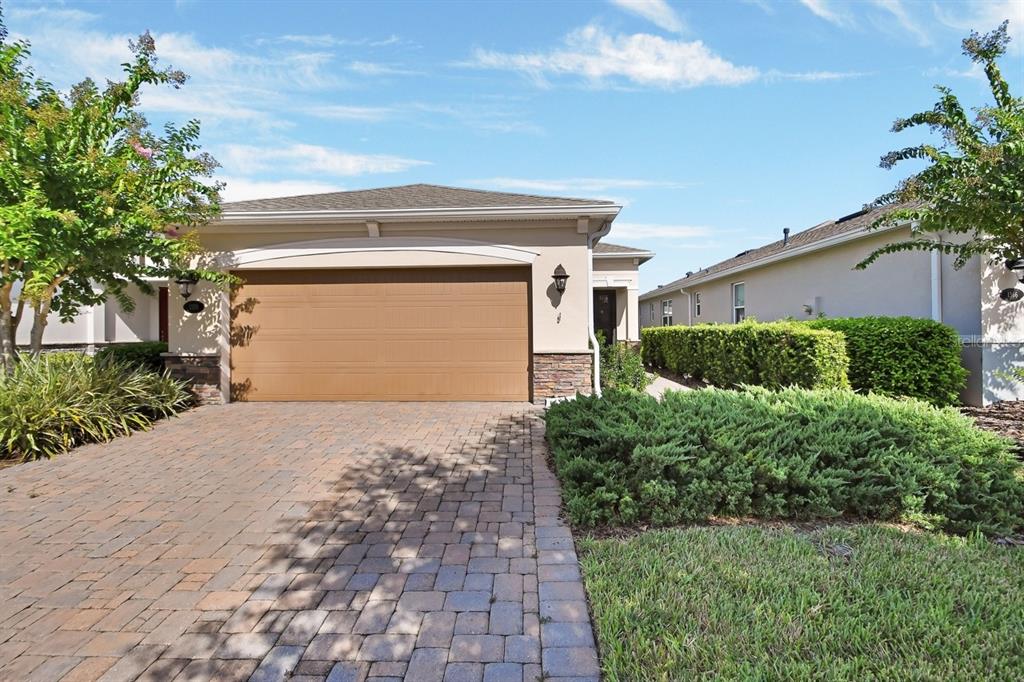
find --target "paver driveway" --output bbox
[0,403,599,682]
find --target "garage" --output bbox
[229,266,530,401]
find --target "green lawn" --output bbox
[578,524,1024,681]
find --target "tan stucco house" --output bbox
[640,205,1024,406]
[154,184,650,404]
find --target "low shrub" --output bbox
[95,341,168,373]
[807,317,967,406]
[545,388,1024,535]
[0,353,191,461]
[599,339,650,392]
[641,321,849,390]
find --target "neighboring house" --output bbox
[15,283,168,350]
[640,205,1024,406]
[158,184,649,404]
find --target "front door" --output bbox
[593,290,615,345]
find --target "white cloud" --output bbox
[798,0,852,26]
[609,0,686,34]
[219,177,343,202]
[470,24,759,89]
[308,104,397,121]
[468,25,866,89]
[870,0,931,47]
[610,223,715,239]
[469,177,695,195]
[6,5,98,23]
[306,101,544,135]
[935,0,1024,55]
[765,69,868,82]
[219,143,429,177]
[349,61,422,77]
[7,12,339,130]
[925,63,987,81]
[273,33,405,48]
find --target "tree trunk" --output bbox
[29,299,51,357]
[0,283,18,373]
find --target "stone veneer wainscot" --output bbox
[162,353,222,405]
[532,352,593,405]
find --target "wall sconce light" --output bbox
[175,272,199,300]
[552,264,569,293]
[1001,259,1024,302]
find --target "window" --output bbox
[648,302,655,324]
[732,282,746,322]
[661,299,673,326]
[694,292,702,317]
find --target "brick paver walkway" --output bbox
[0,403,599,682]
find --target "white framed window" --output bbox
[732,282,746,322]
[648,302,655,324]
[661,299,673,326]
[694,292,702,317]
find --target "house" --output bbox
[14,283,169,350]
[639,205,1024,406]
[153,184,649,404]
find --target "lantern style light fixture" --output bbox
[175,272,199,299]
[551,264,569,293]
[1001,259,1024,302]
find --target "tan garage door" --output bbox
[230,267,530,401]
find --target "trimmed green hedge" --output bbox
[641,322,849,390]
[807,317,967,407]
[95,341,167,373]
[545,388,1024,535]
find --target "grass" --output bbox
[578,524,1024,681]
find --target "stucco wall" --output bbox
[15,283,160,347]
[640,228,982,336]
[978,259,1024,404]
[592,256,642,341]
[171,219,595,358]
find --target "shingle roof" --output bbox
[221,183,617,213]
[594,242,651,255]
[640,202,916,299]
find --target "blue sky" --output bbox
[5,0,1023,291]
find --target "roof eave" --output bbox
[638,220,908,301]
[593,251,655,262]
[215,203,622,226]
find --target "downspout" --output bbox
[588,219,613,397]
[679,289,692,326]
[930,240,943,322]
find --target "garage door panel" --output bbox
[384,306,453,330]
[230,267,529,401]
[309,306,378,330]
[303,339,380,363]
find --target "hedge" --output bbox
[807,317,967,407]
[95,341,168,373]
[641,322,849,390]
[545,388,1024,536]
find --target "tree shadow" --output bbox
[217,404,543,672]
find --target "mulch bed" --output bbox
[961,401,1024,452]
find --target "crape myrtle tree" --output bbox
[0,21,223,370]
[857,22,1024,284]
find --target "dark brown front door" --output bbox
[594,290,615,345]
[158,286,169,343]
